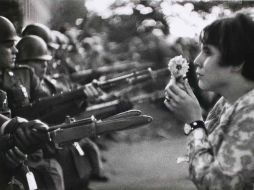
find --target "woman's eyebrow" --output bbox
[202,44,212,50]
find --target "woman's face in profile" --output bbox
[194,43,232,93]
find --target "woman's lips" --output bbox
[196,72,204,79]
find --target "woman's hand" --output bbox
[164,78,202,124]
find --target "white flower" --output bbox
[168,55,189,79]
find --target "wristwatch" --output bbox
[184,120,207,136]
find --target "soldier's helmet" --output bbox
[0,16,18,43]
[22,23,59,50]
[16,35,52,62]
[52,30,70,50]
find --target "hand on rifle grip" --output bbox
[4,146,27,170]
[84,83,110,103]
[12,119,50,154]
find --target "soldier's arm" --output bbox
[0,116,49,154]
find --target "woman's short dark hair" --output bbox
[200,12,254,81]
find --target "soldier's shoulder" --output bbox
[11,65,34,75]
[12,65,34,73]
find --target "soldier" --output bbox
[0,89,52,190]
[0,16,64,190]
[15,34,106,124]
[52,30,79,75]
[16,34,108,190]
[22,23,78,77]
[0,109,50,190]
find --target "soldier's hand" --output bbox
[13,119,50,154]
[4,146,27,170]
[4,118,50,154]
[84,83,110,103]
[2,117,28,134]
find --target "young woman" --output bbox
[164,12,254,190]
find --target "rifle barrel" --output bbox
[94,67,170,90]
[94,69,150,89]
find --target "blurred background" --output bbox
[2,0,254,71]
[1,0,254,189]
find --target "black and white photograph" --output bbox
[0,0,254,190]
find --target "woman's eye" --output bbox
[5,42,14,48]
[202,48,211,55]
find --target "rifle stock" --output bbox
[106,109,141,120]
[13,88,87,120]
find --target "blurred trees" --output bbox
[50,0,88,30]
[0,0,23,33]
[46,0,254,71]
[180,1,254,12]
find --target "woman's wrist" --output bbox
[184,120,207,136]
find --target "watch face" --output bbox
[184,124,192,135]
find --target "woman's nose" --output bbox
[194,53,202,68]
[12,46,18,54]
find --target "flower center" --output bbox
[176,65,182,70]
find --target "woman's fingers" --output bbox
[184,79,196,97]
[164,100,174,111]
[165,84,186,103]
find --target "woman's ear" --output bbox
[231,62,244,73]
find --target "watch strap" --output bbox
[185,120,207,136]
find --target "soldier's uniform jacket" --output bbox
[0,90,14,189]
[42,75,78,95]
[0,65,47,116]
[36,75,86,125]
[0,68,65,190]
[0,91,32,190]
[187,88,254,190]
[37,75,92,190]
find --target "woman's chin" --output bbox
[198,81,209,91]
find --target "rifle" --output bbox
[49,110,152,145]
[13,88,87,121]
[76,90,165,120]
[0,110,152,151]
[92,67,170,90]
[70,61,154,84]
[14,67,169,121]
[75,98,133,120]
